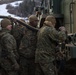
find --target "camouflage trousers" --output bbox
[0,67,18,75]
[35,62,55,75]
[0,58,18,75]
[20,56,35,75]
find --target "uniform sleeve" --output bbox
[48,27,66,42]
[12,37,19,60]
[3,35,18,64]
[19,27,29,53]
[19,35,28,55]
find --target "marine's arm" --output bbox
[3,35,18,65]
[48,27,66,42]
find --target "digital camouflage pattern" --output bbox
[19,27,37,59]
[35,24,66,75]
[19,27,37,75]
[0,29,19,75]
[12,24,26,50]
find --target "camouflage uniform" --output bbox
[0,29,19,75]
[35,23,66,75]
[19,15,38,75]
[19,27,37,75]
[11,24,26,50]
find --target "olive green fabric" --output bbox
[1,19,11,28]
[35,23,66,75]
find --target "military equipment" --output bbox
[0,15,39,32]
[65,33,76,59]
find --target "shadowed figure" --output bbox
[61,58,76,75]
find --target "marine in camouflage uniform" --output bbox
[19,15,39,75]
[35,16,66,75]
[0,19,19,75]
[11,19,26,50]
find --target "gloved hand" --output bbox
[59,26,66,31]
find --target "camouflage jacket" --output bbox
[11,25,26,49]
[19,27,37,59]
[35,24,66,63]
[0,29,18,64]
